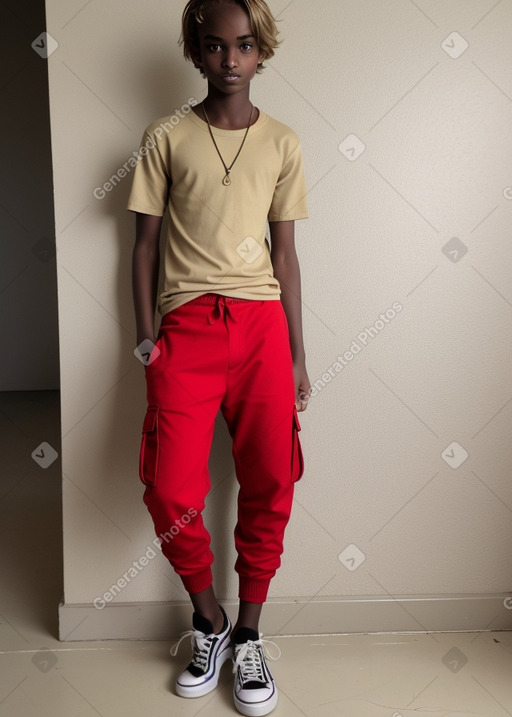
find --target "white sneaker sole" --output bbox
[233,686,278,716]
[175,645,232,698]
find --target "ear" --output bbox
[191,47,204,71]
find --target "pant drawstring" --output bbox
[207,295,234,325]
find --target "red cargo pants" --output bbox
[138,293,304,604]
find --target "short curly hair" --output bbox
[180,0,280,77]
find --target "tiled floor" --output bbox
[1,391,512,717]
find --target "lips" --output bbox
[222,74,240,82]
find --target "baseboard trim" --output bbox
[59,593,512,641]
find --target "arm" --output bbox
[269,220,311,411]
[132,212,162,346]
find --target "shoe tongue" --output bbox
[232,626,259,644]
[192,611,214,634]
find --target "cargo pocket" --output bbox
[291,405,304,482]
[139,406,159,486]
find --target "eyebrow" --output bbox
[203,34,255,41]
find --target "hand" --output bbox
[293,361,311,412]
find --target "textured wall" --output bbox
[46,0,512,615]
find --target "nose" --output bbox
[223,47,238,68]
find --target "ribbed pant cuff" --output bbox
[181,568,213,595]
[238,577,270,603]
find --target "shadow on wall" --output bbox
[0,0,59,390]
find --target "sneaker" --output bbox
[170,605,232,698]
[232,627,281,717]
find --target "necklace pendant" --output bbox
[203,103,253,189]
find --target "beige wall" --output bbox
[46,0,512,639]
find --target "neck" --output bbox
[203,85,254,129]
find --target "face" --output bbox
[193,1,265,94]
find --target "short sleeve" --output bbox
[126,130,170,216]
[268,139,309,222]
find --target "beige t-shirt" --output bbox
[127,107,309,315]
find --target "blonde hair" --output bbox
[180,0,280,77]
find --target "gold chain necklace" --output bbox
[202,102,254,186]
